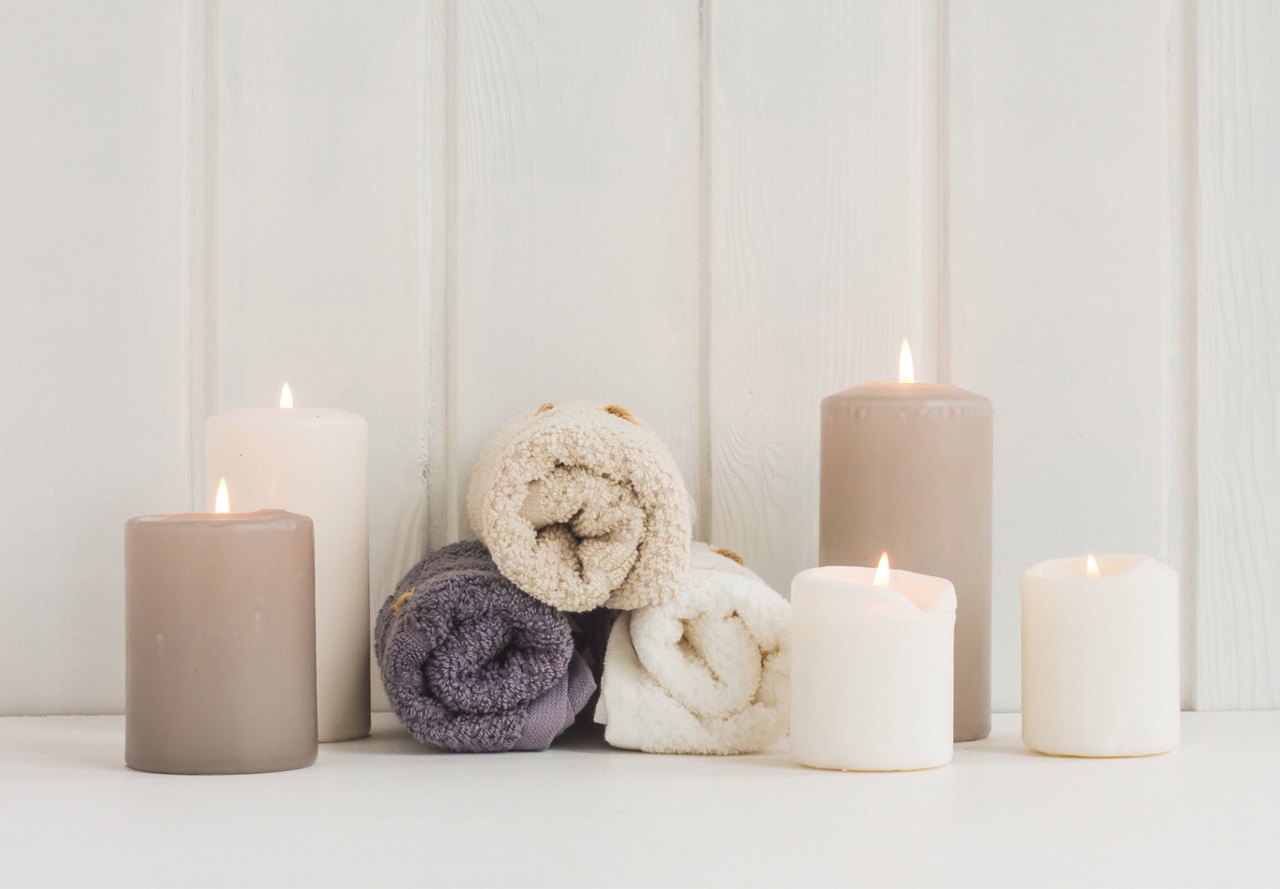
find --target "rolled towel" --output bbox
[467,400,692,612]
[376,540,596,753]
[594,543,791,754]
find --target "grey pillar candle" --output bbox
[125,499,317,774]
[819,342,993,742]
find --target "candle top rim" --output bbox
[207,407,367,423]
[794,565,957,614]
[126,509,312,529]
[1023,553,1173,582]
[823,382,991,407]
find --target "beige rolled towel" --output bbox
[467,400,692,612]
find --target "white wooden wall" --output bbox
[2,0,1277,716]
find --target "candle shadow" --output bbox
[5,717,127,771]
[323,721,438,756]
[957,740,1041,759]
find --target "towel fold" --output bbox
[376,540,595,753]
[593,543,791,754]
[467,400,692,613]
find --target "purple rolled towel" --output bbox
[376,540,596,752]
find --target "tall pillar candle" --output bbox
[1021,554,1179,757]
[791,557,956,771]
[126,496,317,774]
[206,386,369,742]
[819,340,993,741]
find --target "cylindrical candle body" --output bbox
[820,383,992,741]
[791,566,956,771]
[206,408,369,742]
[126,510,317,774]
[1021,554,1179,757]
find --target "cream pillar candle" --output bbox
[791,556,956,771]
[820,339,992,741]
[206,385,369,743]
[1021,554,1179,757]
[126,483,316,774]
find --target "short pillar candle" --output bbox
[125,502,317,774]
[1020,554,1179,757]
[790,558,956,771]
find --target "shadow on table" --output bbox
[322,713,615,757]
[957,739,1039,759]
[7,717,127,771]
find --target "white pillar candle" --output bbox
[1020,554,1179,757]
[790,556,956,771]
[206,385,369,743]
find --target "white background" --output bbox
[1,0,1276,717]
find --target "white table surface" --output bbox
[2,712,1278,888]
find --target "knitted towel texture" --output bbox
[376,541,596,753]
[466,400,692,613]
[593,543,791,755]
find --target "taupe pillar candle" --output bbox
[125,506,317,774]
[820,348,993,742]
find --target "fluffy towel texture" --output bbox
[593,543,791,754]
[467,400,692,612]
[376,540,596,753]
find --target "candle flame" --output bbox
[899,338,915,384]
[1086,554,1100,577]
[280,382,294,409]
[214,478,230,514]
[874,551,891,587]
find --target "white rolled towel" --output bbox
[594,543,791,754]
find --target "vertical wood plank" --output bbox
[212,1,431,710]
[947,0,1178,712]
[448,0,702,540]
[707,0,935,593]
[0,2,192,714]
[1196,0,1280,709]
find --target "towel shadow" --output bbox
[322,715,613,756]
[550,718,611,753]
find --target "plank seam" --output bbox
[182,0,216,509]
[934,0,951,384]
[442,0,460,546]
[1167,0,1200,709]
[697,0,713,541]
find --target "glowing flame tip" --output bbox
[899,338,915,385]
[1086,554,1100,577]
[214,478,230,514]
[279,382,294,409]
[874,551,891,588]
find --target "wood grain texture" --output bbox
[211,1,430,710]
[947,0,1177,712]
[1195,0,1280,709]
[707,0,934,593]
[0,2,192,714]
[447,0,702,541]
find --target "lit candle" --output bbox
[125,480,317,774]
[1021,553,1179,757]
[790,553,956,771]
[820,338,993,741]
[206,384,369,743]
